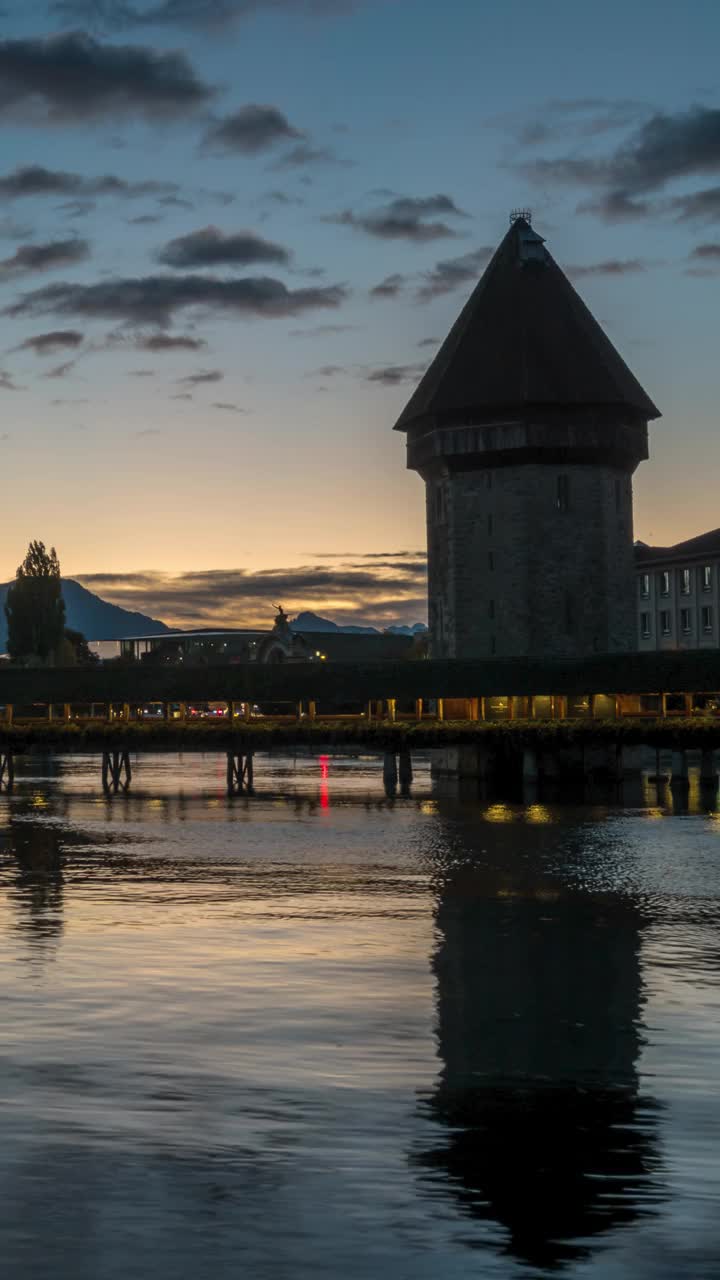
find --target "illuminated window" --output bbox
[640,573,650,598]
[703,565,712,592]
[680,608,691,634]
[556,475,569,511]
[681,568,691,594]
[660,571,670,596]
[702,605,713,632]
[660,610,671,635]
[641,612,651,638]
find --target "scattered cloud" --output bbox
[326,193,469,242]
[73,550,428,629]
[524,104,720,222]
[0,237,90,278]
[417,336,439,348]
[134,332,207,351]
[308,363,346,377]
[44,359,77,379]
[0,164,180,201]
[669,186,720,224]
[202,103,302,153]
[178,368,223,384]
[51,0,363,32]
[14,328,84,355]
[127,213,164,225]
[0,32,213,124]
[4,274,348,327]
[212,400,247,412]
[497,97,650,148]
[171,391,193,400]
[0,370,20,390]
[365,363,426,386]
[271,143,346,169]
[565,257,654,279]
[263,189,304,206]
[686,241,720,276]
[289,322,357,337]
[156,225,290,268]
[415,246,492,301]
[134,427,162,436]
[369,273,405,299]
[129,368,155,376]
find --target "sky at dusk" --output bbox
[0,0,718,628]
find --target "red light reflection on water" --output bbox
[319,755,330,810]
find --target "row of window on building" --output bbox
[639,565,713,597]
[641,605,714,638]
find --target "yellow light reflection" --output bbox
[484,804,513,823]
[420,800,439,815]
[525,804,552,824]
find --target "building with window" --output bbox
[635,529,720,650]
[394,214,660,660]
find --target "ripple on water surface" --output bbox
[0,751,719,1278]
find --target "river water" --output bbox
[0,751,719,1278]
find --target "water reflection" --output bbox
[416,819,665,1269]
[1,798,67,959]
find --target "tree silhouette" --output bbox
[5,541,66,663]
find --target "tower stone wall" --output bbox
[425,460,637,659]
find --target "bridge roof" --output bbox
[395,216,660,432]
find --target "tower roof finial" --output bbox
[510,207,532,225]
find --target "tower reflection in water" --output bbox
[416,806,665,1270]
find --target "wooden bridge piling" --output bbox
[101,749,132,794]
[0,748,14,792]
[226,750,254,796]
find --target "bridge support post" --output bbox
[102,749,132,793]
[700,749,718,782]
[383,752,398,797]
[671,750,689,788]
[308,701,317,722]
[5,704,12,726]
[0,748,14,792]
[398,750,413,795]
[436,698,444,722]
[387,698,396,723]
[226,750,254,795]
[63,703,72,723]
[414,698,423,722]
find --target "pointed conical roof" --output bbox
[394,217,660,432]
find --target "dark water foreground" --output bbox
[1,752,719,1279]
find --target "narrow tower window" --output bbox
[487,513,493,536]
[489,599,495,619]
[556,475,569,511]
[564,592,573,634]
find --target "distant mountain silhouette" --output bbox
[0,578,170,651]
[291,610,427,636]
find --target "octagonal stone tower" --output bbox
[395,216,660,659]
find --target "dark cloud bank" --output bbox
[327,193,469,242]
[524,103,720,222]
[0,164,180,201]
[0,31,212,122]
[156,225,290,268]
[4,274,348,326]
[74,552,428,629]
[0,238,90,278]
